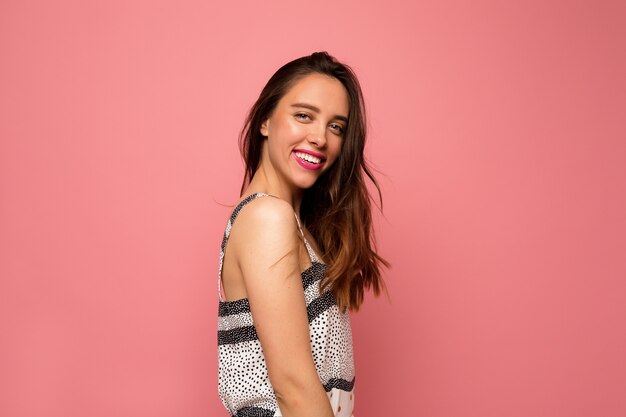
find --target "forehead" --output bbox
[280,73,349,116]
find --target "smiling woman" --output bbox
[216,51,389,417]
[258,73,347,191]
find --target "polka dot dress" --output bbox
[217,193,356,417]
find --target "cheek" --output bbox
[327,138,343,162]
[282,117,305,136]
[270,116,296,138]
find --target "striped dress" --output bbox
[217,193,355,417]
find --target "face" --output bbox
[260,73,349,192]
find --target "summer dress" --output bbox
[217,193,355,417]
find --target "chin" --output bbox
[294,182,317,191]
[292,175,320,191]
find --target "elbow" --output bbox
[274,386,304,409]
[271,370,321,407]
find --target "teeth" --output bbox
[295,151,321,164]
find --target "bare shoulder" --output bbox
[234,196,298,240]
[229,196,300,266]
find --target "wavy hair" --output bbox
[239,51,389,311]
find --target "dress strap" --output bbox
[293,211,321,264]
[218,193,269,301]
[218,192,320,302]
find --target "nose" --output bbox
[307,123,327,148]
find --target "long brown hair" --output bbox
[239,51,389,311]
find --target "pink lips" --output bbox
[292,148,326,171]
[294,148,326,159]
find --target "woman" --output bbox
[217,51,388,417]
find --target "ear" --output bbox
[260,119,269,137]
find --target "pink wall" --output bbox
[1,1,625,416]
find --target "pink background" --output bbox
[1,1,625,416]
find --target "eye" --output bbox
[330,123,345,135]
[295,113,311,121]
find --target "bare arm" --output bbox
[234,198,333,417]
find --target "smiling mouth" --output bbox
[294,151,324,164]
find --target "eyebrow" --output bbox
[290,102,348,123]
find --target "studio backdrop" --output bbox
[1,1,625,416]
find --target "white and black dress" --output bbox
[217,193,356,417]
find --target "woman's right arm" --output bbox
[233,197,333,417]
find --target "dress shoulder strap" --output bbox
[292,210,321,264]
[218,192,320,301]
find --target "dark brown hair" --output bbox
[239,51,389,311]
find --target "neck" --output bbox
[247,172,303,214]
[245,148,304,215]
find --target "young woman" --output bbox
[217,51,388,417]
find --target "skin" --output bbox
[221,73,349,417]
